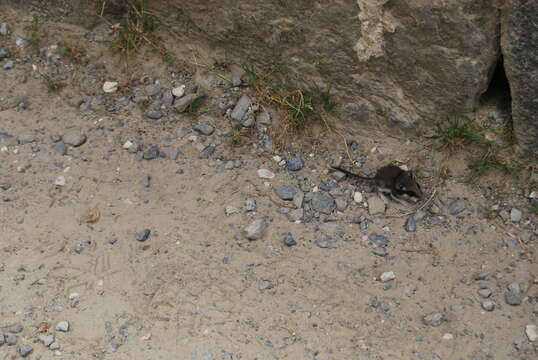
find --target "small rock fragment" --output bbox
[172,85,185,97]
[39,335,55,347]
[257,169,274,179]
[505,282,522,306]
[199,144,216,159]
[369,234,389,247]
[423,313,446,327]
[63,130,86,147]
[287,157,303,171]
[526,324,538,342]
[193,123,215,136]
[353,192,363,203]
[174,93,199,112]
[404,216,416,232]
[243,219,267,240]
[135,229,151,242]
[244,198,256,212]
[18,344,33,357]
[273,186,298,201]
[510,208,522,222]
[102,81,118,93]
[368,196,386,215]
[55,321,69,332]
[259,280,273,290]
[481,300,495,311]
[146,110,163,119]
[54,176,66,186]
[225,206,240,216]
[231,95,251,122]
[449,199,466,215]
[282,232,296,246]
[143,145,160,160]
[311,192,335,215]
[380,271,395,282]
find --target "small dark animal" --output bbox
[332,164,423,203]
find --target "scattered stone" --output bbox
[135,229,151,242]
[413,210,427,222]
[139,175,150,188]
[293,191,304,208]
[54,176,66,186]
[145,83,161,96]
[335,197,348,211]
[257,169,275,179]
[54,143,68,156]
[7,324,23,333]
[0,23,10,36]
[225,206,239,216]
[449,199,466,215]
[39,335,54,347]
[404,216,416,232]
[510,208,522,222]
[311,192,335,215]
[423,312,446,327]
[526,324,538,342]
[7,334,17,345]
[286,208,304,222]
[368,196,386,215]
[0,47,9,60]
[63,130,86,147]
[505,282,522,305]
[243,219,267,240]
[17,135,35,144]
[102,81,118,93]
[3,60,14,69]
[481,300,495,311]
[69,96,84,108]
[199,144,216,159]
[244,198,256,212]
[49,341,60,350]
[259,280,273,290]
[282,232,296,246]
[18,344,33,357]
[287,157,303,171]
[162,90,174,106]
[478,288,492,298]
[143,145,160,160]
[174,93,199,112]
[172,85,185,97]
[231,95,251,122]
[353,192,363,203]
[55,321,69,332]
[273,186,298,201]
[169,148,181,160]
[369,234,389,247]
[380,271,396,282]
[146,110,163,119]
[193,123,214,136]
[315,235,338,248]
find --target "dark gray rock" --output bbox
[143,145,160,160]
[368,234,389,247]
[7,334,17,345]
[505,282,522,305]
[315,235,338,248]
[449,199,466,215]
[199,144,216,159]
[311,192,335,215]
[135,229,151,242]
[287,156,303,171]
[162,90,174,107]
[230,94,251,122]
[193,123,215,136]
[422,312,446,327]
[54,143,68,156]
[18,344,33,357]
[146,110,163,119]
[140,175,151,188]
[17,135,35,144]
[273,185,298,201]
[145,83,161,96]
[63,130,86,147]
[0,48,9,60]
[283,232,296,246]
[404,216,416,232]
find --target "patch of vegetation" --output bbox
[60,42,86,63]
[41,74,65,92]
[435,117,489,152]
[230,125,252,147]
[25,16,45,54]
[469,152,519,177]
[184,96,205,116]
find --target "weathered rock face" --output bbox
[502,0,538,160]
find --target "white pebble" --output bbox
[123,140,133,149]
[55,320,69,332]
[172,85,185,98]
[380,271,395,282]
[102,81,118,93]
[272,155,282,162]
[278,160,286,166]
[54,176,66,186]
[353,192,363,203]
[526,324,538,342]
[257,168,275,179]
[442,333,454,341]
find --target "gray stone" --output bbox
[162,90,174,107]
[39,335,54,347]
[311,192,335,215]
[510,208,522,222]
[7,334,17,345]
[478,288,492,298]
[7,324,23,333]
[449,199,466,215]
[135,229,151,242]
[369,234,389,247]
[505,282,522,305]
[368,196,386,215]
[335,197,348,211]
[273,185,298,200]
[315,235,338,248]
[0,47,9,60]
[146,110,163,119]
[230,95,251,122]
[293,190,304,208]
[54,143,68,156]
[0,23,10,36]
[193,123,215,136]
[140,175,151,188]
[287,157,303,171]
[143,145,160,160]
[50,135,62,142]
[244,198,256,212]
[404,216,416,232]
[243,219,267,240]
[169,148,181,160]
[199,144,216,159]
[283,232,296,246]
[481,300,495,311]
[17,135,35,144]
[286,208,304,222]
[422,312,446,327]
[174,93,200,112]
[63,130,86,147]
[241,115,255,128]
[3,60,14,69]
[259,280,273,290]
[18,344,33,357]
[69,96,84,107]
[80,101,92,111]
[55,321,69,332]
[145,83,161,96]
[0,333,4,346]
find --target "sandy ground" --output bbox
[0,6,537,360]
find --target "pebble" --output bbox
[244,198,256,212]
[413,210,427,222]
[335,197,348,211]
[353,192,363,203]
[103,81,118,93]
[481,300,495,311]
[404,216,416,232]
[18,344,33,357]
[49,341,60,350]
[63,130,86,147]
[225,206,239,215]
[39,335,55,347]
[505,282,522,305]
[146,110,163,119]
[369,234,389,247]
[3,60,14,69]
[54,143,68,155]
[311,192,335,215]
[135,229,151,242]
[526,324,538,342]
[259,280,273,290]
[293,191,304,208]
[0,333,3,346]
[287,208,304,222]
[0,23,10,36]
[287,157,303,171]
[172,85,185,97]
[55,321,69,332]
[380,271,395,282]
[478,288,492,298]
[422,312,446,327]
[17,135,35,144]
[162,91,174,106]
[243,219,267,240]
[193,123,215,136]
[367,196,386,215]
[174,93,199,112]
[510,208,522,222]
[7,324,23,333]
[7,334,17,345]
[199,144,216,159]
[315,235,338,249]
[0,47,9,60]
[257,169,275,179]
[282,232,296,246]
[449,199,466,215]
[54,176,66,186]
[273,186,298,201]
[169,148,181,160]
[139,175,150,188]
[145,83,161,96]
[143,145,160,160]
[231,94,251,122]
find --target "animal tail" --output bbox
[330,167,371,181]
